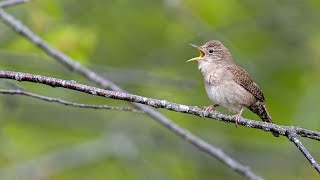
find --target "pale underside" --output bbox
[205,81,254,113]
[199,60,256,113]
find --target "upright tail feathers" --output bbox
[249,101,279,137]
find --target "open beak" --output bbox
[187,44,205,62]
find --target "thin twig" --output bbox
[0,0,27,8]
[287,130,320,173]
[0,9,262,179]
[0,89,143,113]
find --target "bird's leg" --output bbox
[231,107,244,128]
[201,104,219,118]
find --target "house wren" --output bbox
[187,40,279,137]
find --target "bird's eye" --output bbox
[209,49,214,53]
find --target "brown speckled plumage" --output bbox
[189,40,279,137]
[228,65,265,101]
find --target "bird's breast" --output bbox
[204,80,255,113]
[199,62,227,85]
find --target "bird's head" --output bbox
[187,40,230,63]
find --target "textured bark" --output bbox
[0,70,318,139]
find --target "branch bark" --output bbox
[286,129,320,173]
[1,70,320,140]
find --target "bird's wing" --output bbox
[228,65,265,101]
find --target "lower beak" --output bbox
[187,44,205,62]
[187,57,203,62]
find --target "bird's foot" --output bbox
[231,113,241,128]
[200,104,219,118]
[231,107,244,128]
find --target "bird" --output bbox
[187,40,279,137]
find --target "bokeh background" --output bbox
[1,0,320,179]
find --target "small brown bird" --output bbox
[187,40,279,137]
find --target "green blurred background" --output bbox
[1,0,320,179]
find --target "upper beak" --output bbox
[187,44,205,62]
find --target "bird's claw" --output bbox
[200,107,209,118]
[231,107,244,128]
[200,104,218,118]
[231,113,241,128]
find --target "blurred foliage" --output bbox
[1,0,320,179]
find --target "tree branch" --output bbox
[1,70,320,175]
[0,8,263,180]
[286,129,320,173]
[0,89,143,113]
[1,70,320,140]
[0,0,27,8]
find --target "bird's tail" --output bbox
[249,101,279,137]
